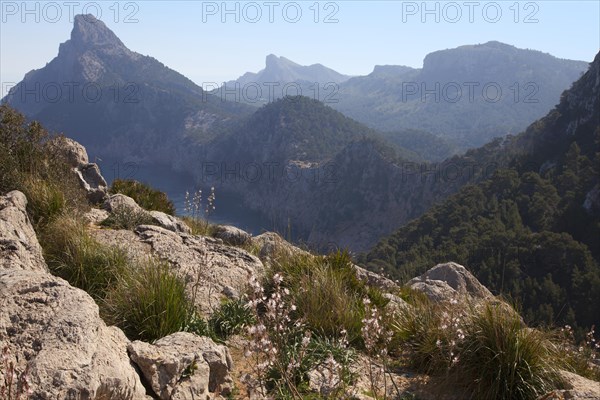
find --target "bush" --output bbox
[102,258,193,342]
[181,215,215,236]
[42,215,130,300]
[454,303,563,400]
[267,250,387,346]
[0,105,87,227]
[110,179,175,215]
[100,206,154,230]
[209,298,256,340]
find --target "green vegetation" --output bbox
[266,250,388,345]
[209,298,256,340]
[0,104,87,227]
[100,205,154,230]
[392,295,567,399]
[362,137,600,334]
[110,179,175,215]
[42,215,130,300]
[103,258,193,342]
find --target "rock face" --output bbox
[0,191,47,273]
[104,193,147,214]
[407,262,493,302]
[0,191,146,399]
[0,269,147,399]
[128,332,234,399]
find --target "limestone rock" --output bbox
[354,264,398,291]
[408,262,493,302]
[251,232,310,260]
[150,210,191,234]
[128,332,234,399]
[0,269,147,399]
[103,193,146,214]
[0,191,47,273]
[84,207,110,225]
[135,225,264,313]
[213,225,251,246]
[48,136,89,168]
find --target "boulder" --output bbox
[354,265,399,292]
[48,136,89,168]
[213,225,252,246]
[408,262,493,302]
[251,232,310,260]
[103,193,146,214]
[150,210,191,234]
[128,332,234,399]
[0,269,147,399]
[0,191,47,273]
[134,225,264,313]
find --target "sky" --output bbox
[1,0,599,96]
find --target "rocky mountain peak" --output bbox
[69,14,126,51]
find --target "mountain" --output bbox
[2,14,252,163]
[360,52,600,331]
[215,55,350,105]
[231,54,350,86]
[333,41,588,149]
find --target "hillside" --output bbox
[360,52,600,331]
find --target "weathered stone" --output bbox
[103,193,146,214]
[408,262,493,302]
[48,136,89,168]
[213,225,252,246]
[128,332,233,399]
[0,269,147,399]
[0,191,47,273]
[150,210,191,234]
[251,231,310,260]
[134,225,264,313]
[84,207,110,225]
[354,264,399,291]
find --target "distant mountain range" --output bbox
[224,43,588,150]
[2,14,595,252]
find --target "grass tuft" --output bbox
[110,179,175,215]
[102,257,193,342]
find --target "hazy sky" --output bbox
[1,1,599,96]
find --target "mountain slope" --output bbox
[2,14,252,163]
[360,52,600,331]
[334,41,588,149]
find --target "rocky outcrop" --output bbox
[128,332,234,399]
[49,136,108,203]
[104,193,147,214]
[407,262,493,302]
[0,191,47,273]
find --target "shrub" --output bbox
[181,216,215,236]
[102,258,193,342]
[454,303,564,400]
[110,179,175,215]
[209,298,256,340]
[267,250,387,346]
[100,205,154,230]
[0,105,87,227]
[42,215,130,300]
